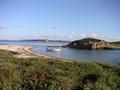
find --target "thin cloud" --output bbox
[90,33,97,37]
[80,34,86,38]
[79,33,97,39]
[0,25,10,30]
[0,25,23,30]
[13,25,23,29]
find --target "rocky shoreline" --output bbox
[66,38,120,50]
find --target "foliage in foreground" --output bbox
[0,50,120,90]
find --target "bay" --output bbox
[0,40,120,64]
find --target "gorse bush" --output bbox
[0,50,120,90]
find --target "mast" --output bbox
[52,26,56,42]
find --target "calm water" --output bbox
[0,40,120,64]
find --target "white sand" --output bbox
[0,45,50,58]
[0,45,30,53]
[0,45,70,62]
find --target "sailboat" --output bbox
[46,45,61,52]
[46,27,61,52]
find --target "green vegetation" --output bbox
[110,42,120,47]
[67,38,120,49]
[74,38,103,43]
[0,50,120,90]
[67,38,109,49]
[67,38,102,47]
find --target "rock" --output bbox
[67,38,120,50]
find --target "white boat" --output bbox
[46,26,61,52]
[46,46,61,52]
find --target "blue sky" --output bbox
[0,0,120,41]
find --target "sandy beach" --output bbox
[0,45,51,58]
[0,45,71,62]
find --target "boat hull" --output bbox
[46,46,61,52]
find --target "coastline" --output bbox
[26,47,52,59]
[0,45,51,58]
[0,45,70,62]
[24,46,72,62]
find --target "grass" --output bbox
[0,50,120,90]
[110,42,120,47]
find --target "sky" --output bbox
[0,0,120,41]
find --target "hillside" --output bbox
[74,38,103,43]
[67,38,120,50]
[0,50,120,89]
[110,41,120,47]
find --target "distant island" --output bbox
[66,38,120,50]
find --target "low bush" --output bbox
[0,50,120,90]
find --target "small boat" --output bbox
[46,46,61,52]
[46,26,61,52]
